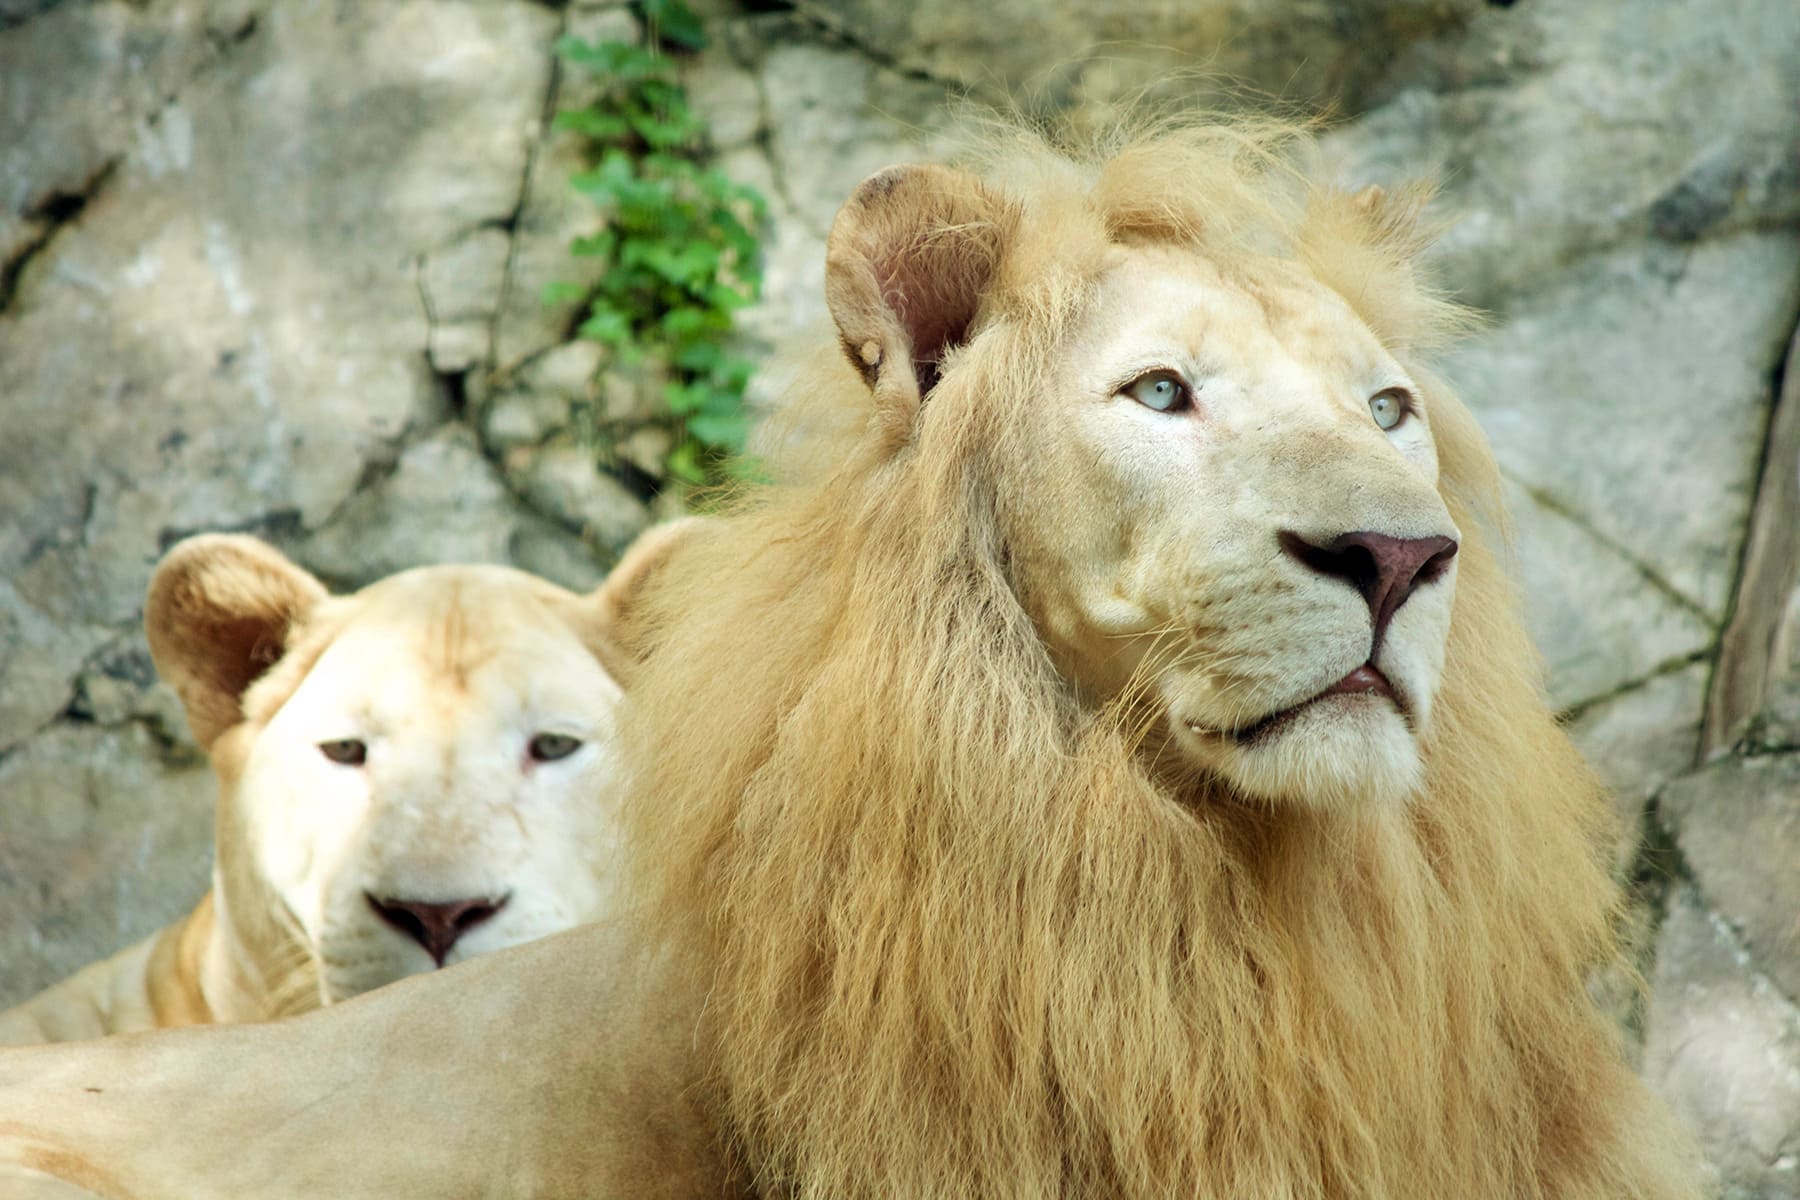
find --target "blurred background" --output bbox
[0,0,1795,1192]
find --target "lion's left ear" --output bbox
[578,518,710,686]
[825,163,1015,439]
[1303,179,1461,353]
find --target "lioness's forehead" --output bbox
[312,567,598,694]
[346,570,574,670]
[235,563,611,735]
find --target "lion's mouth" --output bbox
[1189,663,1402,746]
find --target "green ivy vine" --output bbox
[547,0,766,490]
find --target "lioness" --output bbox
[0,525,689,1044]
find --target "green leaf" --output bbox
[666,439,707,484]
[554,108,632,141]
[686,411,748,451]
[569,231,618,260]
[630,107,703,150]
[673,341,724,372]
[663,378,704,415]
[694,385,741,416]
[641,0,708,51]
[680,242,722,277]
[553,34,603,64]
[577,306,633,344]
[570,152,637,201]
[703,282,753,311]
[541,280,588,305]
[715,356,755,391]
[660,305,723,340]
[549,1,769,488]
[558,37,670,82]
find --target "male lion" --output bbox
[0,121,1698,1199]
[0,526,688,1045]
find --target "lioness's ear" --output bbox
[825,163,1015,436]
[582,517,710,686]
[146,535,329,748]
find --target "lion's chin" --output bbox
[1174,693,1425,808]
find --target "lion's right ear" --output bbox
[581,517,711,686]
[145,535,329,749]
[825,163,1015,441]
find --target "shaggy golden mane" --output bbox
[615,119,1697,1198]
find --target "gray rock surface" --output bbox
[788,0,1483,116]
[1561,661,1706,864]
[1644,887,1800,1200]
[0,724,213,1002]
[0,0,261,266]
[2,0,1797,1190]
[1660,754,1800,1006]
[1442,234,1800,630]
[1335,0,1800,311]
[296,425,607,593]
[1502,477,1713,711]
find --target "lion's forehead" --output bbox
[1082,247,1397,387]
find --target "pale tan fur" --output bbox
[0,528,690,1045]
[0,119,1697,1200]
[615,120,1704,1198]
[0,923,735,1200]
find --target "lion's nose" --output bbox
[1277,529,1458,652]
[365,892,509,967]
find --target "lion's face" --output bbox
[222,570,625,1001]
[1002,245,1460,806]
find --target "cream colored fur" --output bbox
[0,119,1698,1199]
[0,526,689,1045]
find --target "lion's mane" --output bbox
[618,120,1695,1198]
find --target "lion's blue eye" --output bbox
[1124,371,1191,413]
[1370,389,1410,431]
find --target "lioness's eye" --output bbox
[318,739,367,767]
[1369,388,1412,431]
[1123,370,1191,414]
[528,733,583,763]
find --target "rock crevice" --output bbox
[0,156,118,312]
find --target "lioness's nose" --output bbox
[1278,529,1458,652]
[365,892,509,967]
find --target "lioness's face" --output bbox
[1006,245,1460,806]
[226,570,624,1001]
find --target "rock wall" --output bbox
[1,0,1795,1191]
